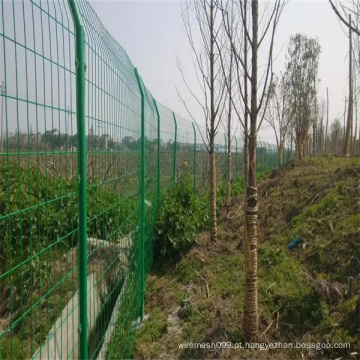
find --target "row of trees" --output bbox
[265,26,360,165]
[179,0,360,341]
[179,0,285,340]
[260,0,360,166]
[329,0,360,157]
[265,34,321,163]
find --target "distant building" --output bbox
[101,134,111,150]
[87,135,100,150]
[122,136,136,149]
[44,129,59,137]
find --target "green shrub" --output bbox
[0,161,138,294]
[86,185,138,240]
[231,178,245,196]
[216,181,227,197]
[154,167,209,257]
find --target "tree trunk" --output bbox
[312,122,316,156]
[350,113,353,156]
[299,143,304,160]
[244,143,249,184]
[354,100,358,155]
[209,0,217,242]
[279,144,284,167]
[226,114,232,214]
[243,0,249,187]
[343,15,353,157]
[296,142,300,160]
[307,136,310,157]
[209,141,217,241]
[325,87,329,154]
[243,0,258,341]
[227,48,233,213]
[227,150,231,212]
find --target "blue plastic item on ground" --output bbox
[287,237,303,250]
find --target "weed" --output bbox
[154,166,210,257]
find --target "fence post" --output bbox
[134,68,146,322]
[172,112,177,184]
[235,137,238,180]
[224,133,227,181]
[192,122,196,198]
[68,1,88,358]
[153,98,161,212]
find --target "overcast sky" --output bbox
[90,0,350,144]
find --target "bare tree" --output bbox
[264,74,291,166]
[354,98,358,155]
[178,0,227,241]
[353,60,359,155]
[283,34,321,160]
[216,0,249,187]
[328,0,360,36]
[214,0,239,213]
[330,118,344,154]
[316,99,326,154]
[226,46,235,212]
[224,0,286,340]
[243,0,250,186]
[343,15,353,156]
[324,87,329,154]
[328,0,360,156]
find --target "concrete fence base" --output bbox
[32,236,133,360]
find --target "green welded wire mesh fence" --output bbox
[0,1,291,359]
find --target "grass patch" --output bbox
[134,308,167,349]
[132,156,360,359]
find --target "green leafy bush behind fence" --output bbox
[0,1,290,359]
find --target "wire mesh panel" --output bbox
[256,141,266,173]
[256,141,285,173]
[176,114,195,185]
[0,1,292,359]
[193,124,207,191]
[157,102,175,192]
[231,138,237,181]
[273,144,279,170]
[214,131,227,183]
[77,0,143,359]
[236,137,244,180]
[0,0,79,358]
[142,85,159,274]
